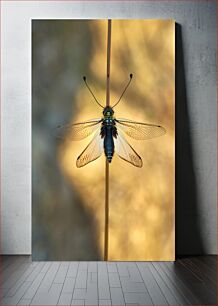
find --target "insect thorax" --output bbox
[101,119,117,138]
[103,117,114,125]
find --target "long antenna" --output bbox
[112,73,133,108]
[104,19,112,261]
[83,76,104,108]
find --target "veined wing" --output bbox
[55,119,102,140]
[115,118,166,140]
[76,131,104,168]
[114,131,143,168]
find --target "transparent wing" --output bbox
[115,118,166,140]
[55,119,102,141]
[76,131,104,168]
[114,131,143,168]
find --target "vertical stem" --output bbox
[104,19,111,261]
[106,19,111,107]
[104,161,109,261]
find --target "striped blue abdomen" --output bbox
[104,126,114,162]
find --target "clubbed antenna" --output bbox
[83,76,104,108]
[112,74,133,108]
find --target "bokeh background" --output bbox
[32,19,175,261]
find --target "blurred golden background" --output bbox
[32,20,175,261]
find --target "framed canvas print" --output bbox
[32,19,175,261]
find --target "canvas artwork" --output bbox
[32,19,175,261]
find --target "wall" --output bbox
[1,1,217,255]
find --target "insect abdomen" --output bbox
[101,125,116,163]
[105,126,114,162]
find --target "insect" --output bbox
[56,74,166,168]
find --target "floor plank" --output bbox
[110,287,125,305]
[30,283,62,305]
[2,281,32,305]
[1,257,32,287]
[190,257,216,283]
[5,261,44,297]
[17,298,31,305]
[98,262,111,300]
[148,262,180,304]
[137,263,168,305]
[176,258,217,304]
[57,292,72,305]
[152,262,193,304]
[0,255,216,305]
[161,261,216,305]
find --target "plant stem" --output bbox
[104,19,111,261]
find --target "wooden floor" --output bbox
[0,256,217,305]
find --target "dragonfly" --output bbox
[56,74,166,168]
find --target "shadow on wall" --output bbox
[175,24,205,256]
[32,20,101,260]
